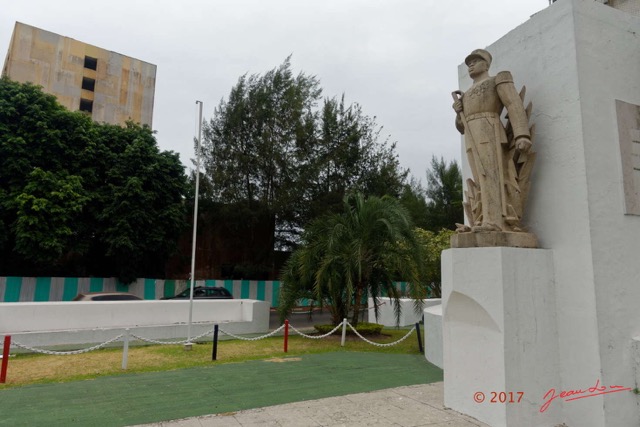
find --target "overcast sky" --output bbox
[2,0,547,183]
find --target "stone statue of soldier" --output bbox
[452,49,537,247]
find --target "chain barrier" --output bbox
[219,324,285,341]
[288,323,343,339]
[11,334,124,355]
[5,320,416,356]
[129,335,188,346]
[130,327,215,345]
[5,324,286,356]
[287,310,317,315]
[346,322,416,347]
[367,301,387,310]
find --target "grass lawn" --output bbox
[0,327,422,389]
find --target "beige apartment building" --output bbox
[2,22,156,126]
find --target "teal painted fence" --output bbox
[0,277,286,308]
[0,277,421,307]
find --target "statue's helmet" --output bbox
[465,49,492,67]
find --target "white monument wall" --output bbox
[572,2,640,425]
[451,0,640,425]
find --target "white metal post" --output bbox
[186,100,203,350]
[121,328,130,370]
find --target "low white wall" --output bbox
[424,304,442,369]
[367,297,441,327]
[0,299,270,347]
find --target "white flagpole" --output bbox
[186,100,203,349]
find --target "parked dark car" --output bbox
[161,286,233,300]
[72,292,142,301]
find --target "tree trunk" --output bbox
[351,283,364,326]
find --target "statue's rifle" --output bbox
[452,91,485,177]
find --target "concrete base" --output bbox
[451,231,537,248]
[442,248,560,427]
[424,304,442,368]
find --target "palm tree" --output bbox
[279,193,428,326]
[425,156,463,231]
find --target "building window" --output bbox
[81,77,95,92]
[79,98,93,113]
[84,56,97,70]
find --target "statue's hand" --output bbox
[452,100,463,114]
[515,136,532,153]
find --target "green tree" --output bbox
[0,77,96,269]
[12,169,88,263]
[399,177,429,229]
[424,156,464,231]
[201,59,407,254]
[279,193,428,326]
[201,56,320,251]
[304,96,407,226]
[89,123,189,282]
[414,228,454,298]
[0,77,188,281]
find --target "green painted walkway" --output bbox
[0,352,442,427]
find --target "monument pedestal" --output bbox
[451,231,537,249]
[442,247,561,427]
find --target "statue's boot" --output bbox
[471,223,501,232]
